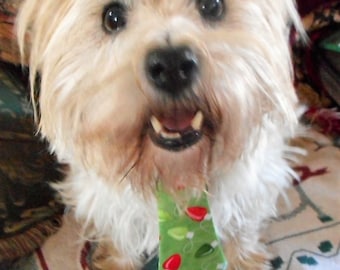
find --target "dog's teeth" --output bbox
[151,116,162,134]
[191,111,204,131]
[161,131,181,139]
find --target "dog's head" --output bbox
[17,0,302,193]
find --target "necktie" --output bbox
[156,184,228,270]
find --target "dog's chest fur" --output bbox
[60,118,295,263]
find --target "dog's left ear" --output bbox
[284,0,306,41]
[263,1,305,40]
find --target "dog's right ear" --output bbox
[16,0,41,122]
[16,0,73,122]
[16,0,35,65]
[17,0,73,66]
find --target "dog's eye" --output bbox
[102,2,127,33]
[197,0,225,21]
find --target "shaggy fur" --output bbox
[17,0,303,269]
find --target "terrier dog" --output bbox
[17,0,303,269]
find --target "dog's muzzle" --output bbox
[145,46,203,151]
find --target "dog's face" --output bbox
[18,0,300,193]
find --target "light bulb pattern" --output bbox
[157,185,228,270]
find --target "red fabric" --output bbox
[36,248,49,270]
[297,0,334,16]
[80,242,91,270]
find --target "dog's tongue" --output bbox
[160,110,196,132]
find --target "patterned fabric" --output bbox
[0,61,64,262]
[297,0,333,16]
[0,215,91,270]
[266,134,340,270]
[157,185,227,270]
[0,0,22,64]
[293,1,340,108]
[0,61,32,136]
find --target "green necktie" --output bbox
[156,185,228,270]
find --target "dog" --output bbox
[16,0,304,269]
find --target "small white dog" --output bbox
[17,0,303,269]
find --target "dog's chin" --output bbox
[136,134,211,194]
[122,101,220,193]
[132,118,213,194]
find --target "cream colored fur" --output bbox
[17,1,303,269]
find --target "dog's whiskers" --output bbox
[119,159,138,184]
[119,139,147,184]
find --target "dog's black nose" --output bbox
[145,46,199,95]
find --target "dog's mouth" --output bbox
[149,110,204,151]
